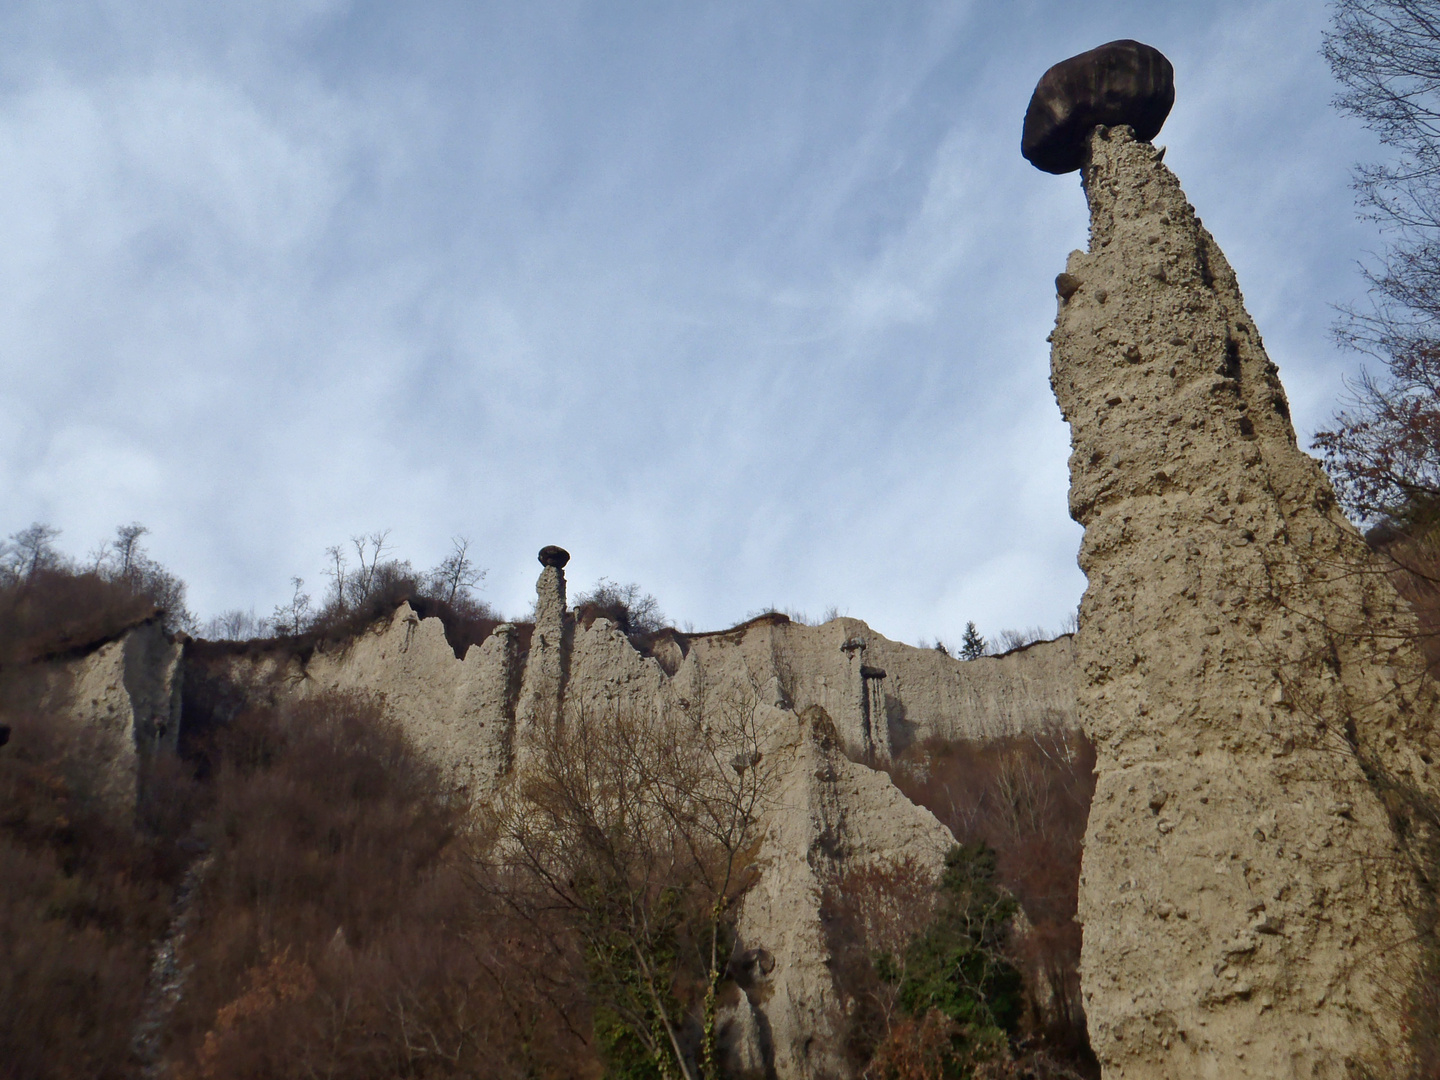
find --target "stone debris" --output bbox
[131,850,215,1079]
[1048,123,1440,1078]
[1022,40,1174,174]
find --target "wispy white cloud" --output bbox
[0,0,1394,646]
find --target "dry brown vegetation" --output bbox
[0,520,194,667]
[0,684,595,1079]
[165,692,592,1080]
[0,529,200,1078]
[0,706,192,1080]
[488,698,771,1080]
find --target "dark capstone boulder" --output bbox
[1022,40,1174,174]
[537,545,571,569]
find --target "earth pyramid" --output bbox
[1033,45,1440,1079]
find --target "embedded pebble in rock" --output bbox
[1050,124,1440,1078]
[1022,40,1174,174]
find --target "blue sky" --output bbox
[0,1,1394,644]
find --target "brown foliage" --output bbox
[866,1009,1020,1080]
[0,707,191,1080]
[169,692,593,1080]
[822,856,940,1067]
[868,1010,966,1080]
[0,567,159,668]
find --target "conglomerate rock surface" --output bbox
[1050,124,1440,1078]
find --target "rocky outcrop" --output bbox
[185,559,1077,802]
[729,704,955,1080]
[173,571,1075,1078]
[515,548,571,731]
[1048,124,1440,1077]
[678,616,1076,759]
[171,556,1078,1078]
[31,617,183,812]
[275,613,519,796]
[202,598,1077,796]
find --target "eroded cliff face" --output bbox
[730,704,956,1080]
[209,598,1076,798]
[28,617,183,812]
[1051,125,1440,1078]
[681,616,1075,758]
[180,577,1075,1080]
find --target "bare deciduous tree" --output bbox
[1318,1,1440,523]
[271,577,312,636]
[1,522,63,583]
[351,530,392,606]
[491,695,771,1080]
[111,523,148,580]
[573,578,667,635]
[323,544,349,612]
[427,536,486,606]
[200,609,273,641]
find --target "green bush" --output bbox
[884,844,1024,1070]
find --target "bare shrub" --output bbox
[991,627,1051,655]
[224,533,506,660]
[0,567,159,666]
[491,696,771,1080]
[572,577,670,655]
[0,706,190,1080]
[200,608,274,642]
[170,692,590,1080]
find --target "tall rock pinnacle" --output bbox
[1048,124,1440,1075]
[516,545,571,731]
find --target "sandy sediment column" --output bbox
[1052,125,1440,1078]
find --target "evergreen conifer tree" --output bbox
[960,622,987,660]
